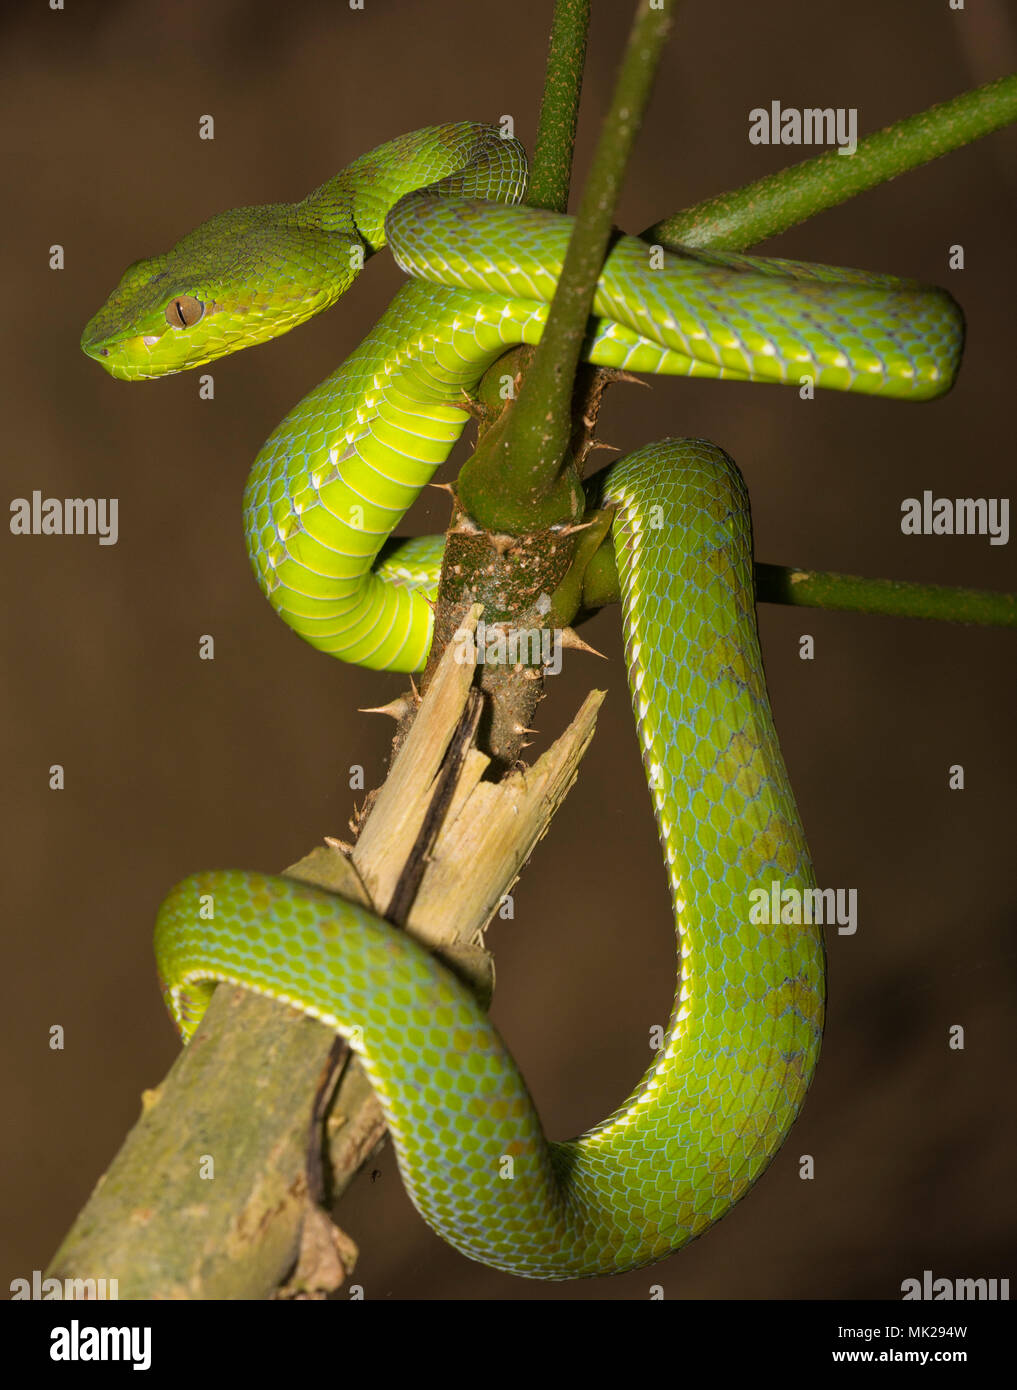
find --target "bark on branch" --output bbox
[46,608,604,1298]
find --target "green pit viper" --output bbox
[81,123,963,1279]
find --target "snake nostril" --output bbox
[98,348,109,357]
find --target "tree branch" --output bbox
[753,563,1017,628]
[580,547,1017,629]
[457,0,677,533]
[527,0,590,213]
[45,613,605,1297]
[643,74,1017,253]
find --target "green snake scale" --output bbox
[81,123,963,1279]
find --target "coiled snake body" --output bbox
[82,123,962,1278]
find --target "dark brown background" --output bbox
[3,0,1015,1301]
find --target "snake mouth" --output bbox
[80,330,180,381]
[79,329,109,358]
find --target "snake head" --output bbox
[81,206,364,381]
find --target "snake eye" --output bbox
[166,295,204,328]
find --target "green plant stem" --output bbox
[458,0,676,533]
[644,74,1017,252]
[754,564,1016,627]
[528,0,591,213]
[581,549,1016,628]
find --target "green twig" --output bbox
[581,550,1017,628]
[753,564,1017,628]
[458,0,676,533]
[528,0,591,213]
[644,74,1017,252]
